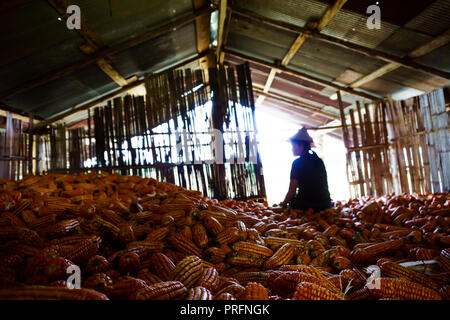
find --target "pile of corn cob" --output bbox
[0,173,448,300]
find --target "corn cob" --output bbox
[88,216,121,238]
[149,253,176,281]
[233,272,271,287]
[293,282,344,300]
[186,286,213,300]
[227,253,265,268]
[164,249,187,263]
[264,236,307,252]
[0,287,109,300]
[272,271,342,297]
[345,287,372,300]
[203,216,224,236]
[278,265,328,280]
[263,243,295,269]
[2,212,25,227]
[40,219,80,238]
[11,198,32,215]
[203,247,226,264]
[441,248,450,260]
[170,256,204,288]
[108,276,148,299]
[215,283,246,298]
[168,234,202,257]
[137,268,163,285]
[101,209,127,226]
[50,235,101,247]
[379,260,439,290]
[201,210,234,226]
[323,225,340,237]
[367,277,441,300]
[144,227,170,241]
[232,241,274,258]
[247,228,264,245]
[437,256,450,273]
[83,273,113,294]
[195,267,219,292]
[340,269,363,288]
[215,227,241,245]
[55,239,98,265]
[295,253,311,265]
[214,292,236,300]
[350,239,404,265]
[214,262,226,273]
[234,220,247,240]
[126,241,164,256]
[192,223,208,248]
[332,256,353,270]
[28,214,57,230]
[241,282,269,300]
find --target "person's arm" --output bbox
[281,179,298,207]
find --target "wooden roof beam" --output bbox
[224,49,380,101]
[216,0,228,64]
[0,6,215,100]
[230,6,450,80]
[349,29,450,89]
[47,0,133,87]
[256,0,347,106]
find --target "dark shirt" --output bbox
[289,150,331,211]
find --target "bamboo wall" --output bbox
[0,113,45,180]
[45,63,266,200]
[341,87,449,198]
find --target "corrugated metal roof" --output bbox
[112,23,197,79]
[321,8,399,50]
[288,38,386,81]
[414,43,450,72]
[375,28,434,57]
[237,0,328,28]
[75,0,194,46]
[405,0,450,36]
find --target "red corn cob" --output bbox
[186,286,213,300]
[367,277,441,300]
[168,234,202,257]
[169,255,204,289]
[195,267,220,292]
[149,253,176,281]
[378,260,440,290]
[263,243,295,269]
[293,282,344,300]
[242,282,269,300]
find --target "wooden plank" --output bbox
[216,0,228,62]
[0,6,215,100]
[281,34,308,67]
[350,63,401,88]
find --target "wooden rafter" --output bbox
[225,49,379,101]
[349,29,450,89]
[216,0,228,63]
[31,51,209,130]
[193,0,212,79]
[256,0,348,106]
[47,0,133,87]
[231,6,450,81]
[0,6,215,100]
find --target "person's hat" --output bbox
[289,127,314,144]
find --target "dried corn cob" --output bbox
[278,265,327,280]
[170,255,204,288]
[55,239,98,265]
[186,286,213,300]
[215,227,240,245]
[232,241,274,258]
[367,277,441,300]
[101,209,127,226]
[350,239,404,265]
[378,260,439,290]
[214,292,236,300]
[345,287,372,300]
[137,269,163,285]
[264,236,307,252]
[272,271,342,297]
[192,223,208,248]
[203,216,224,236]
[149,253,176,281]
[241,282,269,300]
[227,253,265,268]
[214,283,246,298]
[233,272,271,286]
[168,234,202,257]
[263,243,295,269]
[145,227,170,241]
[293,282,344,300]
[195,267,219,292]
[108,276,148,299]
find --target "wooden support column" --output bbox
[194,0,212,80]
